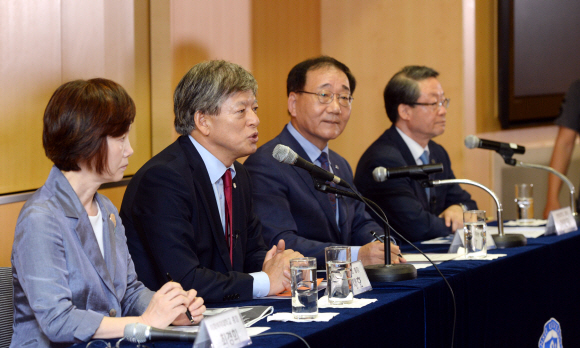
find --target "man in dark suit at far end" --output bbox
[244,56,404,268]
[121,60,301,303]
[354,65,477,242]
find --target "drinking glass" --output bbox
[463,210,487,259]
[291,257,318,318]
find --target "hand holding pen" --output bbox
[166,273,195,324]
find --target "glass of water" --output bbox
[325,246,353,304]
[290,257,318,319]
[463,210,487,259]
[515,183,534,223]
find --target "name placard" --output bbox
[194,308,251,348]
[546,206,577,236]
[350,260,372,295]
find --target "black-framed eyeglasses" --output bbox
[296,90,354,107]
[409,98,450,111]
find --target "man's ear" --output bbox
[288,92,298,117]
[398,103,412,121]
[194,111,211,136]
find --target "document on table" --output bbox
[487,226,545,238]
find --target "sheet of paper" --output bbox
[487,226,545,238]
[403,253,461,262]
[168,325,270,337]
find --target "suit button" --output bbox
[235,294,240,299]
[109,309,117,317]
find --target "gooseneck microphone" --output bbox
[124,323,197,343]
[464,135,525,155]
[272,144,349,188]
[372,163,444,182]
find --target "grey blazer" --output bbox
[10,166,153,347]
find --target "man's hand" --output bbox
[438,205,465,232]
[358,241,406,266]
[262,240,303,296]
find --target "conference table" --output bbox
[75,229,580,348]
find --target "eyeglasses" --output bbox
[409,98,450,111]
[296,90,354,107]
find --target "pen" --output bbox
[370,231,403,259]
[166,273,195,324]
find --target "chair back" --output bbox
[0,267,13,348]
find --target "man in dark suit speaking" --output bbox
[244,56,404,268]
[354,65,477,242]
[121,60,301,302]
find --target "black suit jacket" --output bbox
[244,127,379,267]
[354,125,477,242]
[121,136,268,302]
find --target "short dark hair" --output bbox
[43,78,135,174]
[286,56,356,96]
[174,60,258,135]
[383,65,439,123]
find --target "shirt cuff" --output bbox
[351,246,361,262]
[250,271,270,298]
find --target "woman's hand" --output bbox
[140,281,193,328]
[171,289,206,326]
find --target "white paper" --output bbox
[487,226,545,239]
[402,253,461,262]
[317,295,377,308]
[267,312,339,322]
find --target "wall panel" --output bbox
[0,0,151,194]
[321,1,465,178]
[251,0,321,146]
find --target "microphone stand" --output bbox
[512,161,579,223]
[419,178,527,248]
[493,149,578,223]
[312,178,417,282]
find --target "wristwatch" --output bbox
[458,203,468,212]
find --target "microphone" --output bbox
[124,323,197,343]
[372,163,444,182]
[464,135,525,154]
[272,144,349,188]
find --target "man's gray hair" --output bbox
[174,60,258,135]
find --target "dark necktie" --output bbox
[419,150,430,200]
[222,169,233,266]
[317,152,337,213]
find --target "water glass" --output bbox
[290,257,318,319]
[325,246,353,304]
[515,183,534,222]
[463,210,487,259]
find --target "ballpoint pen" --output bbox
[371,231,403,259]
[166,273,195,324]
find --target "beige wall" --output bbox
[1,0,510,264]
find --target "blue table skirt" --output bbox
[72,230,580,348]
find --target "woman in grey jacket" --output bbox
[10,78,205,347]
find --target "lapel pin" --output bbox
[233,183,236,189]
[335,164,339,170]
[109,214,116,227]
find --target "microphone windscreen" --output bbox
[272,144,297,164]
[464,135,479,149]
[372,167,387,182]
[124,323,148,344]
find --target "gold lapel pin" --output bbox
[233,183,237,189]
[109,214,116,227]
[335,164,339,170]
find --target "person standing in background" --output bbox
[544,79,580,218]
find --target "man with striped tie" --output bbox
[355,65,477,242]
[245,56,404,268]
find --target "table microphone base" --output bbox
[364,263,417,282]
[492,233,527,248]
